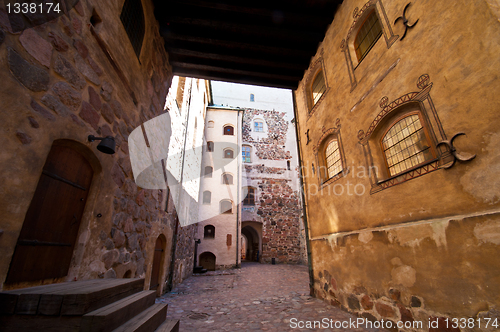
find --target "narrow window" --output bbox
[220,200,233,214]
[120,0,145,58]
[382,113,434,176]
[242,146,251,163]
[354,10,382,61]
[203,191,211,204]
[204,225,215,239]
[223,125,234,136]
[207,141,214,152]
[287,160,291,170]
[254,121,264,132]
[243,187,255,205]
[164,186,170,212]
[312,70,326,106]
[204,166,213,177]
[223,148,234,159]
[222,173,233,185]
[325,139,342,179]
[226,234,232,246]
[250,94,255,102]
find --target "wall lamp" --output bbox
[88,135,116,154]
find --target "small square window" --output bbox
[254,122,264,132]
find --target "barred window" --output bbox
[382,113,433,176]
[243,187,255,205]
[312,70,326,106]
[254,121,264,132]
[325,139,342,179]
[354,10,382,61]
[120,0,145,58]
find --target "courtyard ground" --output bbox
[156,262,388,331]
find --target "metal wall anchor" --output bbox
[437,132,476,169]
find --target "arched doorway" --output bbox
[6,143,94,284]
[241,225,260,262]
[199,252,216,271]
[150,235,166,292]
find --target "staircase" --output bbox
[0,279,179,332]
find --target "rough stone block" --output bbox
[111,162,125,187]
[361,295,373,310]
[42,93,70,116]
[52,81,82,111]
[101,103,114,124]
[54,53,85,90]
[48,31,69,52]
[347,294,360,310]
[79,101,100,130]
[73,39,88,58]
[70,114,85,127]
[88,86,102,111]
[16,131,32,145]
[102,249,119,269]
[74,53,100,85]
[375,302,396,318]
[101,81,113,101]
[28,116,39,128]
[104,268,117,279]
[19,29,53,67]
[87,56,103,76]
[8,47,49,91]
[113,230,126,248]
[30,99,56,121]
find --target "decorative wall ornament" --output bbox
[341,0,399,91]
[436,133,476,169]
[314,119,347,188]
[305,129,311,145]
[394,2,419,41]
[358,74,454,194]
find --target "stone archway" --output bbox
[241,225,261,262]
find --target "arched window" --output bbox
[382,113,434,177]
[204,166,213,177]
[220,200,233,214]
[207,120,214,128]
[207,141,214,152]
[325,138,342,179]
[250,94,255,102]
[242,145,251,163]
[223,125,234,136]
[204,225,215,239]
[203,191,211,204]
[222,173,233,185]
[120,0,145,58]
[243,187,255,205]
[354,10,382,62]
[223,148,234,159]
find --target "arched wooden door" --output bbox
[150,236,165,291]
[199,252,216,271]
[6,144,94,283]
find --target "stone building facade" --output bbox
[0,0,205,296]
[294,0,500,328]
[211,82,308,265]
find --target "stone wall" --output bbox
[0,0,177,295]
[257,178,302,264]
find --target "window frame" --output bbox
[204,166,213,177]
[220,200,233,214]
[204,225,215,239]
[254,121,264,132]
[311,70,327,107]
[222,173,233,185]
[324,138,343,180]
[354,9,383,63]
[242,145,252,163]
[223,148,234,159]
[223,125,234,136]
[207,141,214,152]
[379,111,437,178]
[243,187,255,206]
[120,0,145,59]
[202,191,212,204]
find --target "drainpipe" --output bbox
[291,91,315,296]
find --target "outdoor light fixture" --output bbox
[88,135,116,154]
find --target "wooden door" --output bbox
[150,236,164,290]
[6,145,93,283]
[199,252,216,271]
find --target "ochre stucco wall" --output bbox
[294,0,500,328]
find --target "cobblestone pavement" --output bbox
[157,262,388,331]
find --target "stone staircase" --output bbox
[0,279,179,332]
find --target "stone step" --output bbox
[80,290,156,332]
[0,278,144,316]
[111,303,168,332]
[154,319,180,332]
